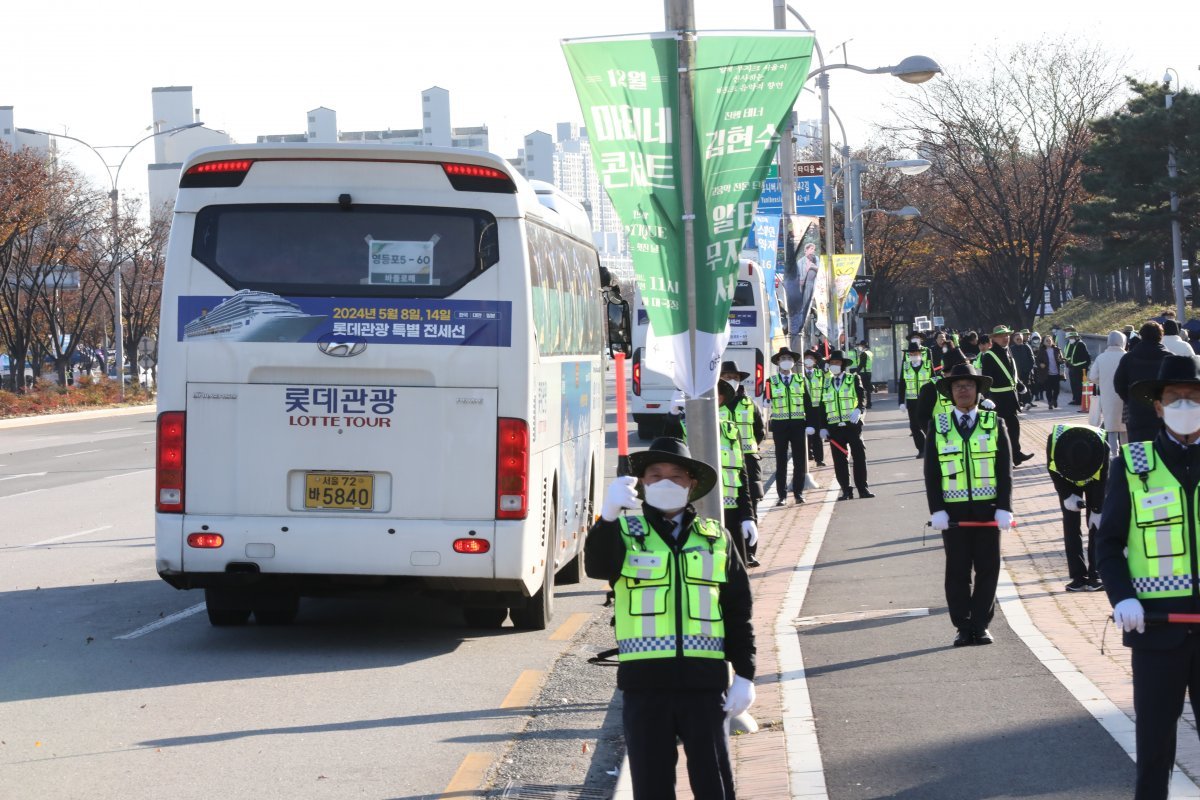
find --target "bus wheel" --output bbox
[205,588,251,627]
[511,512,556,630]
[462,607,508,629]
[253,593,300,625]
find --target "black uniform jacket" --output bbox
[1045,433,1108,513]
[923,409,1013,523]
[980,346,1022,395]
[825,373,865,421]
[1098,432,1200,649]
[767,372,822,430]
[585,503,756,690]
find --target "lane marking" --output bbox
[439,752,493,797]
[20,525,114,549]
[996,562,1200,796]
[55,449,101,458]
[114,603,207,640]
[549,611,590,641]
[794,607,929,627]
[96,428,132,433]
[499,669,544,709]
[0,472,48,482]
[0,489,45,500]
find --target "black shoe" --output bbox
[1086,578,1105,591]
[1013,452,1034,466]
[858,489,876,499]
[775,497,787,507]
[815,460,826,467]
[794,494,805,504]
[915,451,924,459]
[973,629,994,645]
[837,488,853,501]
[953,630,972,647]
[746,554,761,568]
[1065,579,1089,592]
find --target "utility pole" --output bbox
[1166,70,1186,320]
[665,0,721,520]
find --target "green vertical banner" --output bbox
[563,31,813,395]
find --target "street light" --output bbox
[848,158,930,253]
[1164,68,1185,321]
[860,205,922,221]
[777,1,941,348]
[18,121,204,398]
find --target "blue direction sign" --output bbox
[754,175,825,216]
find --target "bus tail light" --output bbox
[187,533,224,549]
[442,162,517,194]
[632,349,642,396]
[157,411,186,513]
[179,159,254,188]
[496,418,529,520]
[453,538,491,554]
[755,350,765,397]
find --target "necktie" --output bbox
[958,414,972,437]
[784,375,791,385]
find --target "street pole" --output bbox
[774,0,800,351]
[18,121,203,400]
[1166,70,1186,320]
[665,0,721,520]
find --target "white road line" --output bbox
[20,525,114,549]
[795,607,929,627]
[996,561,1200,797]
[0,489,45,500]
[0,472,47,482]
[96,428,132,433]
[55,449,101,458]
[114,603,207,640]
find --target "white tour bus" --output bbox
[155,144,605,630]
[723,258,772,404]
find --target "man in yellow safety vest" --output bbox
[586,437,756,799]
[1098,355,1200,800]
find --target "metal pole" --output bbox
[841,147,853,253]
[1167,82,1186,320]
[774,0,799,351]
[666,0,721,521]
[819,72,837,347]
[111,188,124,400]
[850,160,865,256]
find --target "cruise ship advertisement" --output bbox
[177,291,512,347]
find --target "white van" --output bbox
[723,259,773,403]
[629,284,680,440]
[154,144,606,630]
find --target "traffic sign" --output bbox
[137,354,155,371]
[137,337,156,357]
[755,175,825,216]
[795,161,823,177]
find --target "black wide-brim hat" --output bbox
[770,347,802,365]
[906,342,924,354]
[627,437,718,502]
[719,360,751,381]
[936,362,993,399]
[1131,355,1200,405]
[1053,427,1109,483]
[826,349,847,363]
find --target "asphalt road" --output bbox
[0,406,620,799]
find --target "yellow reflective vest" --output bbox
[1121,441,1194,599]
[733,396,760,456]
[718,406,743,510]
[614,515,728,661]
[768,374,806,422]
[933,410,999,503]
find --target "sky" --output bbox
[4,0,1194,204]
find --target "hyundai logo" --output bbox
[317,334,367,358]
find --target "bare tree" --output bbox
[119,204,169,385]
[891,38,1126,329]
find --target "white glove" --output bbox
[600,476,639,521]
[722,675,756,716]
[980,398,996,410]
[819,429,828,440]
[669,391,686,416]
[805,427,815,436]
[741,520,759,548]
[994,509,1014,531]
[1062,494,1084,513]
[1089,511,1102,530]
[930,511,950,530]
[849,409,861,424]
[1113,598,1146,634]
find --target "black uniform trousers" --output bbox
[941,525,1001,633]
[1131,636,1200,800]
[771,420,808,499]
[992,392,1025,458]
[724,506,748,565]
[862,372,873,408]
[1069,366,1085,404]
[905,400,926,454]
[828,421,868,492]
[623,687,736,800]
[1063,509,1098,582]
[807,428,825,465]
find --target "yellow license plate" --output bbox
[304,473,374,510]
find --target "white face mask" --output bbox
[910,356,923,367]
[643,479,691,512]
[1162,398,1200,436]
[779,359,795,371]
[802,358,813,369]
[723,378,738,390]
[828,364,842,375]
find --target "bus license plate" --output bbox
[304,473,374,511]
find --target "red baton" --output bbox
[828,438,849,456]
[1145,612,1200,625]
[946,521,1019,529]
[614,352,631,477]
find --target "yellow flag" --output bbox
[822,255,863,304]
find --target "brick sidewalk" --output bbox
[662,401,1200,798]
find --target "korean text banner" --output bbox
[563,31,813,395]
[827,254,863,304]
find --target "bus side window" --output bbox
[528,229,546,353]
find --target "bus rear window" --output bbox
[732,280,755,307]
[191,204,499,298]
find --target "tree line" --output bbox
[827,38,1198,331]
[0,145,167,392]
